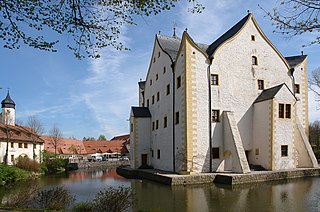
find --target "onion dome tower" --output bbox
[1,90,15,126]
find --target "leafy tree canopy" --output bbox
[0,0,204,59]
[261,0,320,47]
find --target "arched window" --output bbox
[252,56,258,65]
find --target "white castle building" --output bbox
[0,91,44,165]
[129,13,318,174]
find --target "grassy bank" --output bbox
[0,164,32,184]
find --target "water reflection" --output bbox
[0,169,319,211]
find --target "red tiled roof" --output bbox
[111,134,130,141]
[42,135,87,155]
[0,124,44,143]
[83,140,128,154]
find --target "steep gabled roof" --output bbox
[285,55,307,68]
[254,83,296,104]
[0,124,44,143]
[156,35,182,62]
[156,34,208,62]
[206,13,251,57]
[131,107,151,117]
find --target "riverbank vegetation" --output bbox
[0,164,31,184]
[0,185,135,212]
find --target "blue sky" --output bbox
[0,0,319,140]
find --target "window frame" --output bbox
[212,147,220,159]
[279,103,285,118]
[24,143,28,148]
[177,76,181,89]
[211,74,219,85]
[258,79,264,90]
[211,109,220,122]
[175,111,179,125]
[18,143,22,148]
[281,145,288,157]
[252,56,258,65]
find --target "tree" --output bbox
[97,134,107,141]
[1,124,13,165]
[310,121,320,150]
[26,116,44,160]
[0,0,203,59]
[49,124,63,155]
[309,67,320,104]
[83,136,95,141]
[261,0,320,46]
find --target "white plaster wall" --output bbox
[2,108,15,126]
[0,141,42,165]
[292,59,308,133]
[144,38,175,171]
[212,18,292,152]
[252,100,271,169]
[273,87,296,170]
[188,44,211,172]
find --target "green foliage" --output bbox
[0,0,203,59]
[34,186,75,210]
[72,202,95,212]
[15,155,41,172]
[41,150,69,174]
[97,134,107,141]
[0,164,31,183]
[92,186,134,212]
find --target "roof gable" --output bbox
[131,107,151,117]
[254,83,296,103]
[206,13,251,57]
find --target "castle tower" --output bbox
[1,91,15,126]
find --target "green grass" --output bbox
[0,164,32,183]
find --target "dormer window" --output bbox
[252,56,258,65]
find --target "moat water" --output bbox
[1,168,320,211]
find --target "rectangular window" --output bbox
[11,142,14,148]
[34,144,36,149]
[258,79,264,90]
[18,143,22,148]
[252,56,258,65]
[177,76,181,89]
[130,123,133,132]
[166,84,170,95]
[152,95,155,104]
[212,110,220,122]
[164,116,167,128]
[157,92,160,102]
[156,74,159,80]
[211,74,219,85]
[150,79,152,86]
[251,35,255,41]
[24,143,28,148]
[294,84,300,94]
[175,112,179,124]
[157,149,160,159]
[156,120,159,130]
[11,155,14,163]
[152,122,155,131]
[151,150,154,158]
[212,147,220,159]
[158,51,160,58]
[281,145,288,157]
[285,104,291,119]
[255,148,259,156]
[163,66,166,74]
[279,104,285,118]
[147,99,149,107]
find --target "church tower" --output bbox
[1,91,15,126]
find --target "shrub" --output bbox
[72,202,95,212]
[0,164,30,183]
[92,186,134,212]
[15,156,41,172]
[41,151,69,174]
[33,186,75,210]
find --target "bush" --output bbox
[15,156,41,172]
[41,150,69,174]
[92,186,134,212]
[72,202,95,212]
[33,186,75,210]
[0,164,31,183]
